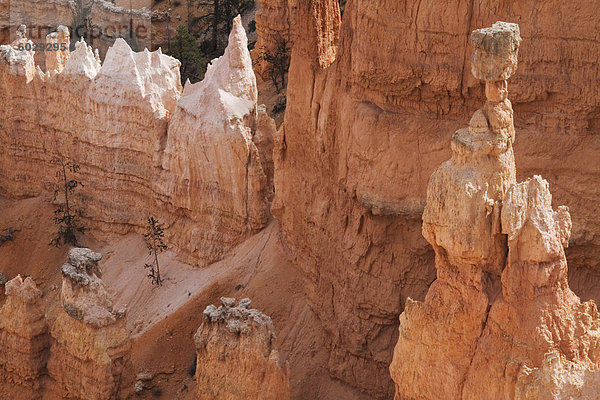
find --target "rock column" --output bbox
[46,248,132,400]
[194,297,290,400]
[0,276,50,400]
[390,21,600,400]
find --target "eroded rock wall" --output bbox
[194,297,290,400]
[0,18,273,266]
[0,276,50,399]
[159,16,271,265]
[0,0,170,63]
[272,0,600,397]
[252,0,294,78]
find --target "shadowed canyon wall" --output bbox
[270,0,600,397]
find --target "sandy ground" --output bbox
[0,196,370,400]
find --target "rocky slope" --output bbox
[272,0,600,396]
[0,17,274,266]
[194,297,290,399]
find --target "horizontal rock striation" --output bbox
[0,0,170,65]
[0,19,274,266]
[194,297,290,400]
[0,275,50,400]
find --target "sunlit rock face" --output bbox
[270,1,600,397]
[46,248,132,400]
[159,15,271,266]
[390,22,600,400]
[0,20,274,266]
[194,297,290,400]
[0,276,50,400]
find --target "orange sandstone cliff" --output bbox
[0,17,274,266]
[0,275,49,399]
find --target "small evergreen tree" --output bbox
[50,158,85,247]
[261,37,290,93]
[144,217,167,287]
[195,0,255,54]
[168,24,205,84]
[71,0,95,48]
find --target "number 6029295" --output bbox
[17,42,67,51]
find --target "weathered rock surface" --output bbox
[159,16,271,265]
[252,0,294,78]
[194,297,290,400]
[0,0,169,65]
[0,275,49,399]
[46,248,132,400]
[271,1,600,397]
[44,25,70,74]
[0,20,273,266]
[390,22,600,400]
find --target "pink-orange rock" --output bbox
[46,248,132,400]
[0,20,272,267]
[44,25,70,74]
[0,0,169,64]
[252,0,294,78]
[390,22,600,400]
[271,1,600,397]
[0,275,50,400]
[158,16,271,265]
[194,297,290,400]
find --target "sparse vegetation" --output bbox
[167,24,205,84]
[272,96,286,114]
[193,0,255,55]
[143,216,167,287]
[71,0,95,48]
[50,159,85,247]
[261,36,290,93]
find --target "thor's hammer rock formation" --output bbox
[390,21,600,399]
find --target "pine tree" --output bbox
[261,36,290,93]
[144,217,167,287]
[50,158,85,247]
[168,24,205,84]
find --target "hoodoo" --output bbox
[0,276,49,399]
[194,297,290,400]
[390,21,600,400]
[46,248,132,399]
